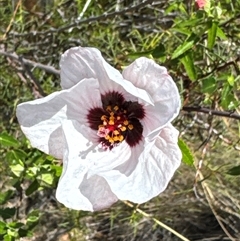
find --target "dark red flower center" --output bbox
[87,91,145,149]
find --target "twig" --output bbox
[182,106,240,120]
[1,0,22,41]
[0,50,60,75]
[77,0,92,20]
[201,56,240,78]
[123,201,190,241]
[18,56,46,97]
[197,170,238,241]
[8,0,155,37]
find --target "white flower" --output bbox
[16,46,182,211]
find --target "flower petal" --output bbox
[60,47,154,105]
[16,78,101,159]
[122,57,181,140]
[99,124,182,203]
[56,120,126,211]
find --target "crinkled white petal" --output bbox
[122,57,181,140]
[98,124,182,203]
[16,78,101,159]
[60,46,154,105]
[56,120,132,211]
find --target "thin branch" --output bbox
[0,50,60,75]
[1,0,22,41]
[182,106,240,120]
[8,0,155,37]
[18,56,46,97]
[201,56,240,78]
[123,201,190,241]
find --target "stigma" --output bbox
[87,91,145,149]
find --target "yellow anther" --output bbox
[103,121,108,126]
[113,130,119,135]
[123,120,129,125]
[105,135,110,140]
[106,106,112,112]
[109,116,115,121]
[120,126,127,132]
[128,124,134,130]
[101,115,107,120]
[110,112,114,116]
[98,124,104,129]
[117,116,121,120]
[109,120,115,125]
[109,138,114,143]
[113,136,119,141]
[114,106,119,111]
[118,135,124,142]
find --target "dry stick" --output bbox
[194,130,237,241]
[8,0,155,37]
[197,171,237,241]
[1,0,22,41]
[18,56,46,97]
[182,106,240,120]
[123,201,190,241]
[0,50,60,75]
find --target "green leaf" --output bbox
[152,43,166,59]
[41,173,54,185]
[10,164,24,177]
[0,132,19,148]
[51,165,62,177]
[180,51,197,81]
[0,221,6,235]
[171,34,199,59]
[220,83,237,110]
[216,26,227,40]
[7,222,24,229]
[202,76,216,94]
[27,210,40,224]
[0,208,16,220]
[18,228,32,238]
[25,180,40,196]
[3,234,14,241]
[0,191,14,205]
[178,139,194,166]
[207,20,218,49]
[227,75,235,86]
[227,166,240,176]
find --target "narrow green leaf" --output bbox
[202,76,216,94]
[171,34,199,59]
[25,180,40,196]
[227,166,240,176]
[0,133,19,148]
[216,26,227,40]
[207,21,218,49]
[178,139,194,166]
[220,83,237,109]
[180,52,197,81]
